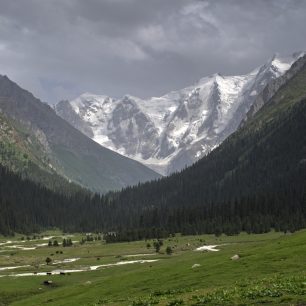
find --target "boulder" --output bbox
[192,264,201,269]
[231,254,240,260]
[43,280,53,285]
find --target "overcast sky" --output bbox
[0,0,306,104]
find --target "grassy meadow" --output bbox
[0,230,305,305]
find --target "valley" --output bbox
[0,2,306,305]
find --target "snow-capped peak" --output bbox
[55,53,302,175]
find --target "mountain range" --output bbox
[1,53,306,237]
[55,52,304,175]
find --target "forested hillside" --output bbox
[102,98,306,239]
[0,165,99,235]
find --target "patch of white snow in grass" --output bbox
[53,258,80,264]
[195,245,220,252]
[5,245,36,250]
[0,265,30,271]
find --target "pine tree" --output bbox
[166,246,173,255]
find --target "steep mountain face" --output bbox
[55,53,304,175]
[0,112,82,194]
[0,76,160,193]
[240,52,306,126]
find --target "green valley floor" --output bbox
[0,230,305,305]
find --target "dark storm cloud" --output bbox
[0,0,305,103]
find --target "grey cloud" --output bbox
[0,0,305,104]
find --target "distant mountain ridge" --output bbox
[0,75,160,193]
[55,52,304,175]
